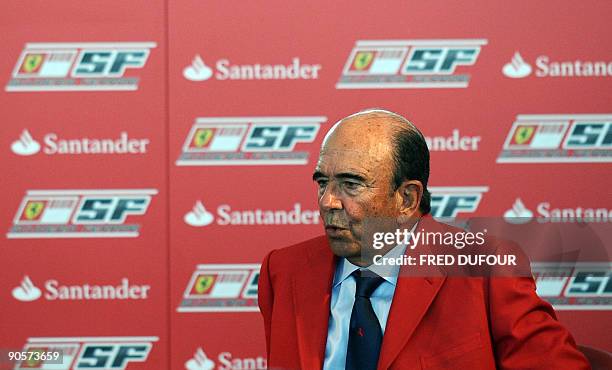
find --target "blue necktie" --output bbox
[346,270,385,370]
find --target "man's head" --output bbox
[313,109,430,266]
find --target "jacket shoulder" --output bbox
[265,235,329,276]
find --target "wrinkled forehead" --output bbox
[316,121,395,175]
[316,149,389,181]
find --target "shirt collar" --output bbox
[332,221,418,287]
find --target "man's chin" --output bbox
[327,238,361,259]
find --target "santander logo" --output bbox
[184,201,215,227]
[502,52,532,78]
[11,130,41,156]
[183,55,214,81]
[503,198,534,224]
[12,276,42,301]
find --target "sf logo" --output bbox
[72,50,150,77]
[74,197,151,224]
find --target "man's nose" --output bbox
[319,182,343,211]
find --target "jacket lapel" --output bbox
[291,216,449,369]
[377,215,448,370]
[293,237,337,370]
[377,275,446,369]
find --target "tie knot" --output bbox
[352,270,385,298]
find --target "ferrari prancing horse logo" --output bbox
[513,125,535,145]
[195,275,215,294]
[353,51,374,70]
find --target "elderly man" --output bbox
[258,109,589,370]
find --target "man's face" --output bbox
[313,117,401,264]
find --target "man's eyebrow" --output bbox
[335,172,367,183]
[312,171,367,183]
[312,171,325,181]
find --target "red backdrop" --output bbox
[1,1,610,369]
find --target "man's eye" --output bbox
[316,179,328,188]
[343,181,363,190]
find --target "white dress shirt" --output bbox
[322,239,410,370]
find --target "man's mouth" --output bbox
[325,225,349,237]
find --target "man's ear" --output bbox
[397,180,423,217]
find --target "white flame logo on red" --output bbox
[185,347,215,370]
[11,129,41,156]
[502,52,532,78]
[184,201,214,227]
[183,55,213,81]
[504,198,534,224]
[12,276,42,301]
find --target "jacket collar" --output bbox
[292,215,448,370]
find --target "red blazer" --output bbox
[258,215,590,370]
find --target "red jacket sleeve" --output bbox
[488,275,591,369]
[258,249,275,361]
